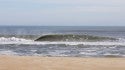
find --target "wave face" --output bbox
[35,34,116,42]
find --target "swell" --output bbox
[35,34,117,42]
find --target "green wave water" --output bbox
[35,34,116,42]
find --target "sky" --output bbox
[0,0,125,26]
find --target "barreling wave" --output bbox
[35,34,117,42]
[0,37,124,46]
[0,34,123,46]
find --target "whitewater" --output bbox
[0,37,124,46]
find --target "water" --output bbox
[0,26,125,57]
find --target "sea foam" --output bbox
[0,37,125,46]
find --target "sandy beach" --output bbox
[0,55,125,70]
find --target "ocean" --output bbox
[0,26,125,57]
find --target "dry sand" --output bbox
[0,55,125,70]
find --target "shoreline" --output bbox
[0,55,125,70]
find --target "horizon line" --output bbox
[0,25,125,27]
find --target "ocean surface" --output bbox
[0,26,125,57]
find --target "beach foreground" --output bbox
[0,56,125,70]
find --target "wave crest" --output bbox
[35,34,116,42]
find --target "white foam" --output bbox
[0,50,17,55]
[32,41,125,46]
[80,52,97,55]
[0,37,125,46]
[0,37,33,42]
[0,41,125,46]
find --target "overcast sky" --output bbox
[0,0,125,26]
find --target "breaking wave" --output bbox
[0,34,124,46]
[35,34,116,42]
[0,38,124,46]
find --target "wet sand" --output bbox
[0,55,125,70]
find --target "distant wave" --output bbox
[35,34,116,42]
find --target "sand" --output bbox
[0,55,125,70]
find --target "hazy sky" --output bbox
[0,0,125,26]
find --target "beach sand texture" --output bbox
[0,56,125,70]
